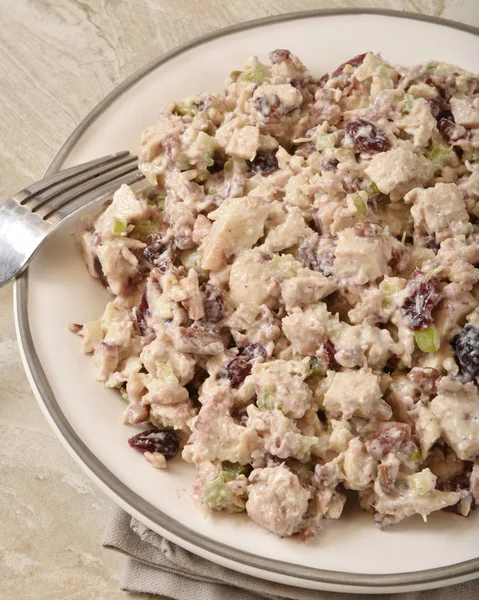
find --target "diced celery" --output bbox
[410,446,422,462]
[362,178,379,197]
[335,148,355,163]
[241,67,268,83]
[256,387,274,410]
[415,326,440,353]
[222,462,251,480]
[400,93,415,114]
[204,475,233,508]
[193,170,210,184]
[112,218,127,235]
[269,255,298,279]
[156,362,178,385]
[426,62,438,72]
[307,356,323,378]
[426,145,455,164]
[173,106,196,117]
[131,220,160,240]
[157,195,166,210]
[353,194,368,218]
[316,132,337,151]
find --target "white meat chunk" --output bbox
[322,370,392,420]
[226,125,260,160]
[409,405,442,455]
[364,145,430,195]
[149,400,197,432]
[182,399,259,465]
[450,96,479,128]
[375,469,460,527]
[95,237,146,296]
[430,377,479,461]
[262,207,312,253]
[406,183,468,238]
[433,283,477,339]
[250,360,312,419]
[200,196,270,271]
[281,304,330,356]
[398,98,437,147]
[246,404,318,461]
[246,466,310,537]
[229,249,278,309]
[333,224,397,285]
[340,438,378,491]
[331,323,396,369]
[280,268,336,310]
[95,184,147,239]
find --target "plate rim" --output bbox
[14,8,479,592]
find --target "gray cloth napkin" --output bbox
[103,506,479,600]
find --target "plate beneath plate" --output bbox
[15,9,479,594]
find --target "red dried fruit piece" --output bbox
[331,53,367,78]
[143,234,175,272]
[246,152,279,175]
[346,119,390,154]
[219,357,252,388]
[437,118,469,142]
[134,285,150,335]
[269,49,291,64]
[400,269,442,331]
[254,95,283,123]
[453,324,479,382]
[323,340,340,372]
[201,283,224,323]
[128,428,180,460]
[240,343,267,362]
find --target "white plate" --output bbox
[14,9,479,594]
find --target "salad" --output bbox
[72,50,479,539]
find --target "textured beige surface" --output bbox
[1,1,478,598]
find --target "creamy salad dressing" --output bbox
[73,50,479,538]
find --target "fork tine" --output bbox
[13,151,133,204]
[34,162,143,220]
[25,153,138,210]
[46,171,145,224]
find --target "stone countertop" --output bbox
[1,1,478,598]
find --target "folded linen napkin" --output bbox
[103,506,479,600]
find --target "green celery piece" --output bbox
[426,145,454,163]
[415,326,440,353]
[410,446,422,462]
[353,194,368,218]
[132,220,160,240]
[113,218,127,235]
[173,106,196,117]
[204,475,233,508]
[241,67,268,83]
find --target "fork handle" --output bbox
[0,199,51,287]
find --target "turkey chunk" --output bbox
[262,207,312,253]
[333,224,397,285]
[226,125,260,160]
[450,96,479,128]
[364,145,429,195]
[246,466,310,537]
[95,184,147,239]
[406,183,468,238]
[323,370,392,420]
[229,249,278,308]
[200,197,269,271]
[282,304,330,355]
[430,377,479,461]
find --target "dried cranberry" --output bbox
[269,49,291,64]
[332,53,367,78]
[128,428,180,460]
[428,97,453,122]
[254,95,283,123]
[134,285,150,335]
[246,152,278,175]
[294,141,316,159]
[346,119,390,154]
[93,254,109,288]
[436,466,472,492]
[143,234,173,270]
[438,118,468,142]
[298,235,335,276]
[400,270,441,330]
[201,283,224,323]
[240,343,267,362]
[208,151,227,174]
[323,341,340,372]
[219,357,252,387]
[366,424,412,460]
[452,324,479,382]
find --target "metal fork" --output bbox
[0,151,145,287]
